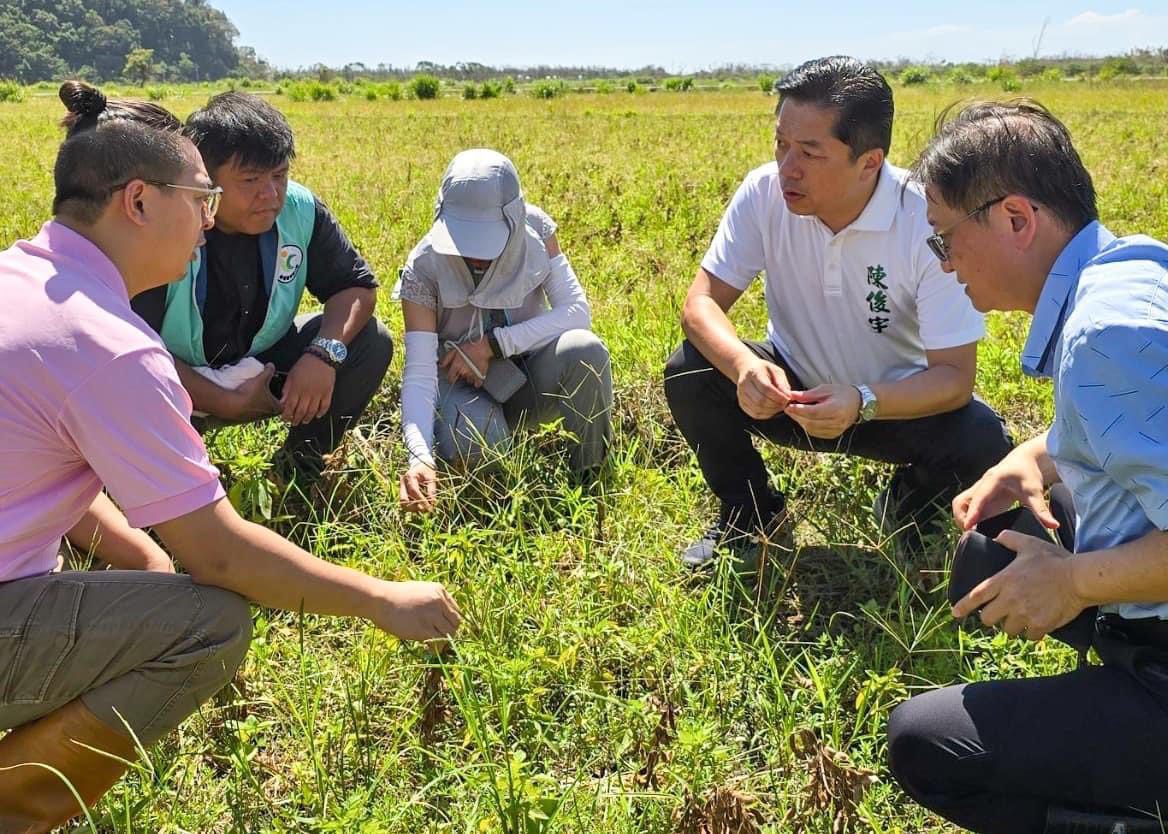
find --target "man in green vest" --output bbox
[132,92,392,481]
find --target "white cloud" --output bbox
[1066,9,1142,26]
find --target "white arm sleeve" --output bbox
[401,330,439,468]
[494,253,592,357]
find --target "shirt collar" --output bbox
[1020,220,1116,377]
[31,220,128,300]
[845,162,899,233]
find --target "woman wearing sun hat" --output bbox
[396,148,612,512]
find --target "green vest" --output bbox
[159,181,316,366]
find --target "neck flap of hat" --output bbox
[429,192,550,311]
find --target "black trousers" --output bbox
[257,313,393,473]
[888,494,1168,833]
[663,339,1012,523]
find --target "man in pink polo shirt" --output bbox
[0,84,461,834]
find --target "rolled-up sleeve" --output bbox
[56,349,224,527]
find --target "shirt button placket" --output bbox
[825,236,843,296]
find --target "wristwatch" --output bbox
[854,384,878,422]
[308,336,347,368]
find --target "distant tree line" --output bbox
[296,60,676,84]
[0,0,267,83]
[284,50,1168,87]
[875,49,1168,82]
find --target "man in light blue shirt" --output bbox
[886,100,1168,834]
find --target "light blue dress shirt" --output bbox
[1021,221,1168,620]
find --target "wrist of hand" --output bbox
[1067,552,1100,609]
[852,384,875,422]
[303,346,337,369]
[219,388,247,420]
[730,351,761,382]
[1006,443,1043,472]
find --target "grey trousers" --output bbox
[0,571,251,746]
[435,329,613,473]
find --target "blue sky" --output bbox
[215,1,1168,71]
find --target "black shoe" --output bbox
[1045,804,1166,833]
[272,445,325,486]
[681,501,793,569]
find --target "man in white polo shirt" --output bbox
[664,56,1011,566]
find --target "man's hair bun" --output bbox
[59,81,108,118]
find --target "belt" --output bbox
[1097,613,1168,651]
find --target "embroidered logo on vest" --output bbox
[276,244,304,284]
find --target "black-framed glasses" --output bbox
[925,196,1006,262]
[111,179,223,219]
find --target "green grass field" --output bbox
[2,81,1167,833]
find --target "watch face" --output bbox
[858,387,877,421]
[314,338,346,363]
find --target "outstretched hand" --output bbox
[400,462,439,513]
[370,580,462,642]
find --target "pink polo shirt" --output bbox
[0,222,224,583]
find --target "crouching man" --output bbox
[133,92,393,482]
[888,100,1168,834]
[0,85,458,834]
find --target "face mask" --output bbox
[464,258,489,284]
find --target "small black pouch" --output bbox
[949,506,1098,651]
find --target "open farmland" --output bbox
[1,80,1167,833]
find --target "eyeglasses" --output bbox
[155,181,223,219]
[925,196,1006,262]
[145,180,223,219]
[110,179,223,219]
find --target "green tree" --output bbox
[176,52,197,82]
[0,0,247,83]
[123,47,154,85]
[410,74,440,99]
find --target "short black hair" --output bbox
[775,56,894,159]
[54,82,190,224]
[912,99,1097,234]
[184,91,296,173]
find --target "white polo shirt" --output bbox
[701,161,984,389]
